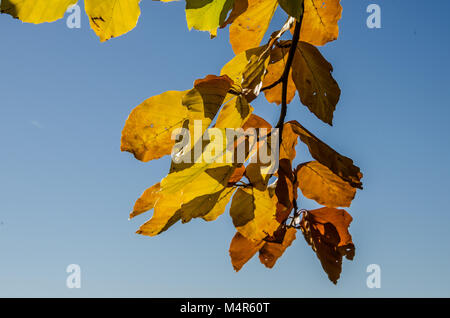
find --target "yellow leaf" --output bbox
[85,0,142,42]
[221,45,270,101]
[121,75,232,162]
[228,0,278,54]
[0,0,77,23]
[284,121,363,189]
[292,41,341,125]
[185,0,234,37]
[121,90,189,162]
[202,187,237,221]
[300,0,342,46]
[136,165,235,236]
[229,187,279,241]
[296,161,356,207]
[259,227,296,268]
[130,182,161,219]
[229,232,264,271]
[214,95,253,129]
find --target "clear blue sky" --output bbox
[1,0,450,297]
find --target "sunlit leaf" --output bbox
[300,207,355,284]
[283,121,363,188]
[229,232,264,271]
[296,161,356,207]
[185,0,234,37]
[259,226,296,268]
[292,41,341,125]
[0,0,77,23]
[227,0,278,54]
[121,75,232,162]
[229,187,279,241]
[300,0,342,46]
[262,44,296,105]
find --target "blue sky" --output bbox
[1,0,450,297]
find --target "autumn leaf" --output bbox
[221,45,270,101]
[229,187,279,241]
[229,232,265,271]
[85,0,142,42]
[283,121,363,189]
[262,44,297,105]
[300,0,342,46]
[259,226,296,268]
[227,0,278,54]
[278,0,304,19]
[185,0,234,37]
[300,207,355,284]
[291,41,341,125]
[0,0,77,23]
[135,164,236,236]
[229,225,296,271]
[1,0,143,42]
[214,95,253,129]
[121,75,232,162]
[296,161,356,208]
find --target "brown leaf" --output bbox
[283,121,363,189]
[300,207,355,284]
[262,44,297,105]
[259,227,297,268]
[292,42,341,125]
[296,161,356,207]
[229,232,265,271]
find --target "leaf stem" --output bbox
[275,5,305,141]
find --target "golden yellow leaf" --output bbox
[259,227,296,268]
[229,187,279,241]
[228,0,278,54]
[221,45,270,101]
[136,164,235,236]
[284,121,363,189]
[130,182,161,219]
[85,0,141,42]
[0,0,77,23]
[121,75,232,162]
[214,95,253,129]
[262,44,296,105]
[296,161,356,207]
[300,0,342,46]
[229,232,265,271]
[202,187,237,221]
[292,41,341,125]
[300,207,354,284]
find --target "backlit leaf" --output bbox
[262,44,296,105]
[259,227,296,268]
[0,0,77,23]
[277,0,304,19]
[185,0,235,37]
[229,232,265,271]
[292,41,340,125]
[296,161,356,207]
[300,207,355,284]
[121,75,232,162]
[283,121,363,188]
[229,187,279,241]
[228,0,278,54]
[300,0,342,46]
